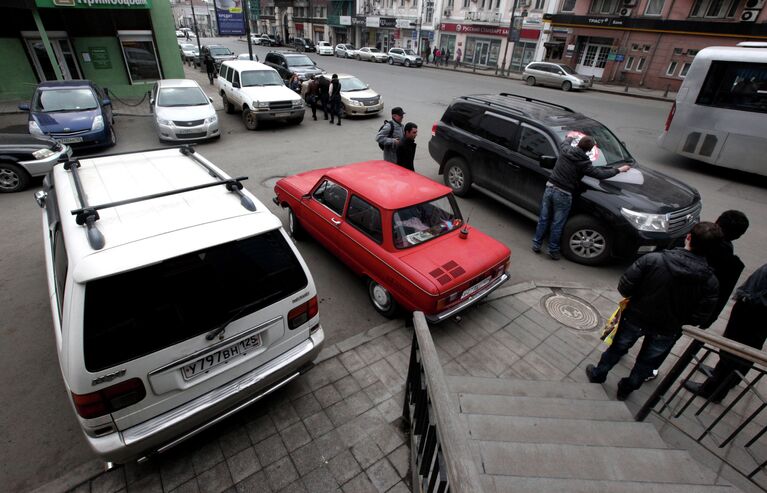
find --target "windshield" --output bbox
[340,77,368,92]
[404,49,416,56]
[33,88,98,112]
[560,65,576,75]
[551,123,631,167]
[241,70,284,86]
[392,195,463,249]
[287,55,314,67]
[158,87,209,107]
[210,47,233,56]
[370,48,381,53]
[180,44,196,51]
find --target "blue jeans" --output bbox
[532,186,572,254]
[592,317,679,394]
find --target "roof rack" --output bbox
[463,96,525,118]
[66,146,256,251]
[498,93,574,113]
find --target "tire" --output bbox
[404,59,411,67]
[288,207,305,240]
[561,215,612,266]
[223,94,234,114]
[388,57,394,65]
[242,108,259,130]
[562,81,572,92]
[526,76,536,86]
[290,114,304,125]
[0,162,30,193]
[367,278,400,318]
[356,55,361,61]
[443,157,472,197]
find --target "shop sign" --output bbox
[396,18,412,28]
[586,16,625,26]
[366,16,380,27]
[339,16,351,25]
[295,23,304,30]
[214,0,246,36]
[89,47,111,69]
[441,23,509,36]
[36,0,151,8]
[352,16,366,26]
[380,17,397,28]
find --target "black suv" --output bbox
[263,51,324,83]
[293,37,316,52]
[200,44,236,68]
[428,93,701,265]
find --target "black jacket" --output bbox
[702,238,745,328]
[318,77,330,98]
[548,137,620,193]
[330,78,341,100]
[618,248,719,336]
[396,138,416,171]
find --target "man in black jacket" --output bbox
[396,122,418,171]
[329,74,342,126]
[532,134,631,260]
[586,222,722,400]
[318,75,330,120]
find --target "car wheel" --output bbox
[291,114,304,125]
[404,59,411,67]
[388,57,393,65]
[367,278,400,318]
[223,94,234,114]
[242,108,259,130]
[0,162,30,193]
[443,157,472,197]
[562,215,612,265]
[562,81,572,92]
[288,207,306,240]
[526,76,536,86]
[356,55,361,61]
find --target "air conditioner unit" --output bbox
[622,0,637,6]
[744,0,765,9]
[740,8,760,21]
[618,7,632,15]
[518,0,531,6]
[444,8,451,15]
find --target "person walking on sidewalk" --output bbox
[204,54,216,85]
[396,122,418,171]
[444,48,451,66]
[683,263,767,402]
[455,47,462,68]
[532,133,631,260]
[329,74,342,126]
[585,222,722,401]
[305,75,320,121]
[432,46,438,64]
[375,107,405,164]
[318,74,330,120]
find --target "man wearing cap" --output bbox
[376,107,405,164]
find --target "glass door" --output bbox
[576,43,610,78]
[25,37,82,81]
[474,41,490,66]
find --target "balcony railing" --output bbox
[403,312,484,493]
[463,10,502,22]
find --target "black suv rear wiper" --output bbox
[205,295,274,341]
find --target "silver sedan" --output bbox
[149,79,219,142]
[356,47,388,62]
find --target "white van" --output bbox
[35,147,323,463]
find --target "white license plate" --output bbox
[462,277,491,299]
[59,137,83,144]
[366,107,379,112]
[181,334,261,380]
[176,128,199,134]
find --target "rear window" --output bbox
[83,230,307,371]
[696,61,767,114]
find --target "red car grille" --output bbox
[429,260,466,286]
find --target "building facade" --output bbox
[171,0,217,37]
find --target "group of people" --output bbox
[423,46,463,67]
[302,74,343,125]
[375,107,418,171]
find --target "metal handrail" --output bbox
[411,311,484,493]
[684,327,767,367]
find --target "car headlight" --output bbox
[157,118,172,126]
[204,115,217,124]
[256,101,269,109]
[91,115,104,131]
[32,148,55,159]
[29,120,44,136]
[621,208,669,232]
[292,99,304,108]
[347,99,363,107]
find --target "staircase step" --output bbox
[480,442,717,484]
[459,393,634,421]
[467,414,668,449]
[489,475,733,492]
[447,375,610,400]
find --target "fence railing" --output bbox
[637,326,767,489]
[403,312,484,493]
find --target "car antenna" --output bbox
[460,207,473,239]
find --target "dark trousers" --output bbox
[329,97,342,122]
[701,300,767,400]
[319,95,329,119]
[307,96,318,118]
[592,318,679,394]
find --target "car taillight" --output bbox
[71,378,146,419]
[288,296,319,330]
[664,102,676,132]
[436,292,461,311]
[432,121,438,136]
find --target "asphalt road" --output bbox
[1,37,765,492]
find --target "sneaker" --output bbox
[531,245,541,254]
[585,364,606,384]
[644,369,659,382]
[548,251,561,261]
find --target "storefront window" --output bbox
[465,37,501,66]
[118,32,161,83]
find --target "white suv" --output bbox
[34,147,324,463]
[216,60,305,130]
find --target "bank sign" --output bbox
[36,0,151,7]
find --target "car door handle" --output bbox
[506,161,520,170]
[465,143,479,151]
[331,218,341,226]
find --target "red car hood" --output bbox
[277,168,328,196]
[399,227,510,293]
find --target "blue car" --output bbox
[19,80,116,150]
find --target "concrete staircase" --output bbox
[447,375,735,492]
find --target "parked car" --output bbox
[316,41,334,56]
[149,79,219,142]
[0,133,71,193]
[263,51,324,83]
[335,44,358,58]
[428,93,702,265]
[294,38,315,52]
[200,44,236,69]
[237,53,259,61]
[274,160,510,321]
[216,60,305,130]
[357,47,388,62]
[387,48,422,67]
[179,43,199,64]
[34,146,323,463]
[19,80,116,150]
[317,74,383,116]
[522,62,592,92]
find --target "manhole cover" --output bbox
[542,294,600,331]
[262,176,284,189]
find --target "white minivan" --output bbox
[35,147,324,463]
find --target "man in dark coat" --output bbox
[318,75,330,120]
[586,222,722,400]
[532,134,631,260]
[396,122,418,171]
[204,54,216,85]
[305,75,320,121]
[329,74,342,126]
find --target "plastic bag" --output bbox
[599,298,629,351]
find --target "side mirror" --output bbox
[540,155,557,169]
[233,82,241,88]
[102,98,112,106]
[18,102,30,111]
[209,97,213,103]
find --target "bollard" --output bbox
[624,83,629,93]
[663,84,670,98]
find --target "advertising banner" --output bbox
[36,0,151,8]
[213,0,245,36]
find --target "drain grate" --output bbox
[542,294,601,332]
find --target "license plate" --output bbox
[176,128,199,134]
[462,277,491,299]
[366,107,379,112]
[181,334,261,380]
[59,137,83,144]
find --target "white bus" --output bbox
[658,42,767,176]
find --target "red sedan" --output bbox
[274,161,510,322]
